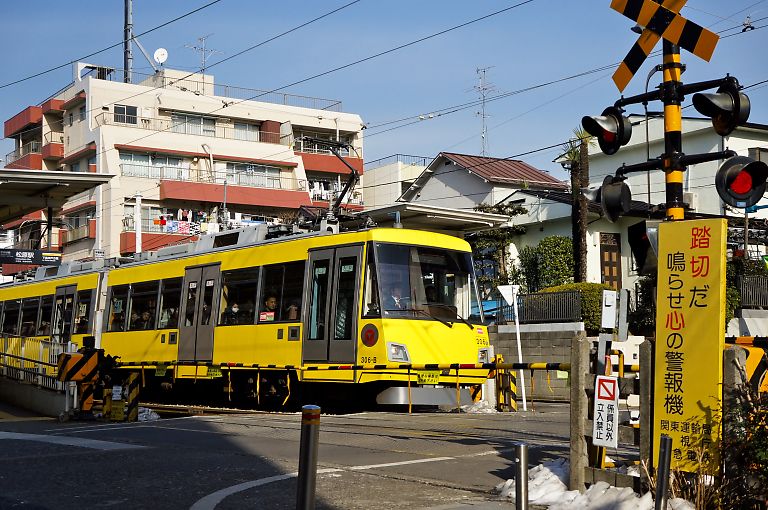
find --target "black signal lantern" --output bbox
[601,175,632,223]
[715,156,768,208]
[581,106,632,155]
[692,77,750,136]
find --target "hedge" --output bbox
[539,282,612,334]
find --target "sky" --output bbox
[1,0,767,181]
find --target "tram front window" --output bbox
[374,244,481,323]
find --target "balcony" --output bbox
[309,187,364,206]
[120,163,306,191]
[4,106,42,138]
[42,131,64,160]
[96,112,287,145]
[5,141,42,169]
[120,217,200,255]
[61,219,96,244]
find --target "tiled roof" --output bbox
[441,152,566,189]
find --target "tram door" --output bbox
[52,285,76,344]
[303,245,362,363]
[179,264,221,362]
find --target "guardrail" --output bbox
[0,337,74,391]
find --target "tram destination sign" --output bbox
[0,249,62,266]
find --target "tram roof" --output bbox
[362,203,510,234]
[0,169,113,226]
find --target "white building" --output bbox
[362,154,429,209]
[2,63,365,273]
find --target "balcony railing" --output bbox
[365,154,431,171]
[5,141,42,165]
[120,164,307,191]
[309,188,364,205]
[43,131,64,144]
[96,112,287,145]
[62,224,90,244]
[293,138,356,158]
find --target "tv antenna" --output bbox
[475,66,495,156]
[185,34,221,75]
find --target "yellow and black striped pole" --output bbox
[662,41,685,221]
[126,372,140,422]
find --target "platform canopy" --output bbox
[361,203,510,236]
[0,169,113,226]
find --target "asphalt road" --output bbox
[0,402,574,509]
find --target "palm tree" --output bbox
[560,128,594,283]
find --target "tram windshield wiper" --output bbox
[423,303,475,330]
[399,308,454,329]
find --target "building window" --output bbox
[114,104,138,124]
[171,113,215,136]
[233,122,259,142]
[79,106,86,122]
[68,113,74,127]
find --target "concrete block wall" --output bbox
[489,322,585,402]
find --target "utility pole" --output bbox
[475,67,494,156]
[124,0,133,83]
[134,192,142,254]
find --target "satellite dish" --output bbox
[153,48,168,65]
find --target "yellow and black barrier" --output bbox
[57,350,101,413]
[126,372,140,422]
[116,361,571,372]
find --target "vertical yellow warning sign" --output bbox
[653,218,726,473]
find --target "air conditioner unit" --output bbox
[683,192,698,211]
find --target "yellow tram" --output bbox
[0,225,491,407]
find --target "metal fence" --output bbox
[0,337,73,391]
[496,291,582,324]
[740,275,768,308]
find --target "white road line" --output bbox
[190,456,457,510]
[0,432,145,450]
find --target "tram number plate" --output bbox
[207,366,222,378]
[417,371,440,385]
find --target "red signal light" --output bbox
[729,171,753,195]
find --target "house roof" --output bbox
[440,152,567,189]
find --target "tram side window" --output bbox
[74,290,93,334]
[38,296,53,336]
[219,268,258,326]
[20,297,40,337]
[128,281,159,331]
[3,300,20,336]
[107,285,129,332]
[158,278,182,329]
[259,261,304,323]
[362,244,381,318]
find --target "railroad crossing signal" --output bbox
[610,0,719,91]
[714,156,768,209]
[692,77,751,136]
[582,107,632,155]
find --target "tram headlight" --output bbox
[478,348,490,364]
[387,342,410,362]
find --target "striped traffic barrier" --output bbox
[126,372,140,422]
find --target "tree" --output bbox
[466,202,527,299]
[560,129,594,283]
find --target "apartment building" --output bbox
[2,62,365,269]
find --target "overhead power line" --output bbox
[0,0,224,90]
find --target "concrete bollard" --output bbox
[515,443,529,510]
[296,405,321,510]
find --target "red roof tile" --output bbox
[441,152,566,189]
